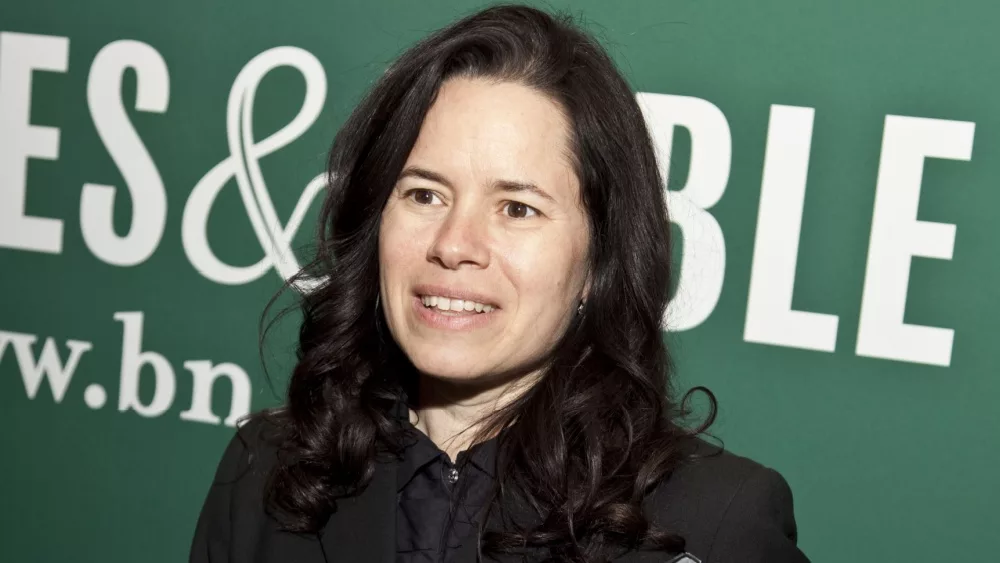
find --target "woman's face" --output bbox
[378,77,591,387]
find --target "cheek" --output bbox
[502,233,587,306]
[380,209,439,301]
[379,211,419,287]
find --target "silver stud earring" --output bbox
[577,300,585,314]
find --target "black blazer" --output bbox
[190,418,810,563]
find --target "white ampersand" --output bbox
[182,46,327,290]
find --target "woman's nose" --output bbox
[427,208,490,270]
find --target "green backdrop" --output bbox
[2,1,996,561]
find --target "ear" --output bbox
[581,270,592,303]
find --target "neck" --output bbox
[411,370,540,462]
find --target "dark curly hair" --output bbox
[257,4,716,562]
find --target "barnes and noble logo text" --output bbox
[0,31,977,426]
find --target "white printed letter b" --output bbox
[115,312,176,417]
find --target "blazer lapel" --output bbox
[319,458,398,563]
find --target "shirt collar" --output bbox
[395,419,443,492]
[392,398,500,491]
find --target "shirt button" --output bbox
[446,467,459,484]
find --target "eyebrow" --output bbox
[398,166,557,204]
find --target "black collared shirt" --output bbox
[394,407,498,563]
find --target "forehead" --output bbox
[404,77,579,200]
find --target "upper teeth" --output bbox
[421,295,494,313]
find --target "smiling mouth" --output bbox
[419,295,495,314]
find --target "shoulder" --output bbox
[644,437,810,563]
[219,414,286,476]
[210,413,290,508]
[190,413,289,562]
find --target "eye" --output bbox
[406,188,442,205]
[503,201,539,219]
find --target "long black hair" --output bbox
[257,4,716,562]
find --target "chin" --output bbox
[406,351,494,383]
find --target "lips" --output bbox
[419,294,494,314]
[411,284,500,309]
[411,294,498,330]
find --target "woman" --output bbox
[190,4,809,563]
